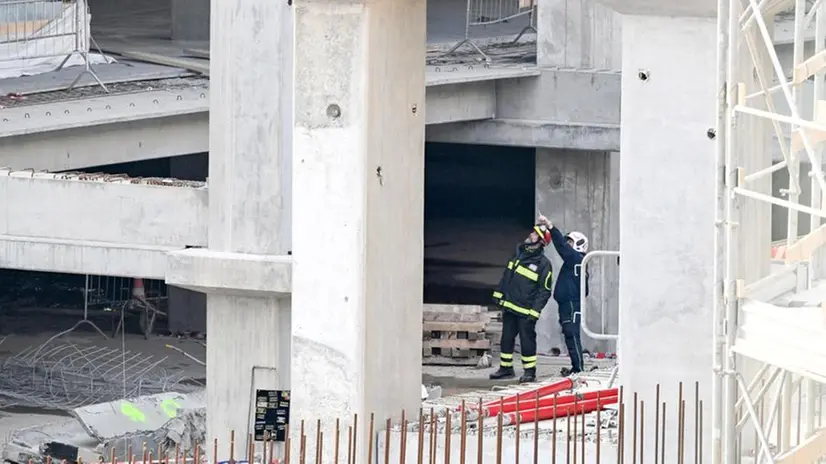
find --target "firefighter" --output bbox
[538,215,589,377]
[489,221,554,383]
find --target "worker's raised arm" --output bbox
[532,259,553,313]
[550,226,582,264]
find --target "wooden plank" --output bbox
[423,312,484,323]
[422,355,480,366]
[776,428,826,463]
[423,338,490,350]
[785,223,826,263]
[423,321,485,332]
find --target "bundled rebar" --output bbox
[0,340,201,410]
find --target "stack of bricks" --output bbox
[422,304,492,366]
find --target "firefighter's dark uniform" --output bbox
[490,240,553,381]
[549,226,589,374]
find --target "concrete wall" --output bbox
[537,0,621,70]
[535,149,619,354]
[0,175,207,247]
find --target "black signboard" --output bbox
[253,389,291,442]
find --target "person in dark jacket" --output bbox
[538,215,589,376]
[489,222,554,383]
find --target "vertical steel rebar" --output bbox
[316,420,322,464]
[368,414,375,464]
[300,421,306,464]
[477,398,484,464]
[347,426,353,464]
[677,382,684,464]
[655,384,661,464]
[533,394,540,464]
[353,414,359,464]
[445,410,452,464]
[619,403,625,464]
[249,433,255,464]
[640,401,646,464]
[699,400,704,464]
[283,425,289,464]
[633,393,638,464]
[497,398,504,463]
[567,408,572,464]
[429,409,436,464]
[660,403,666,464]
[385,418,392,464]
[580,401,586,464]
[572,395,578,464]
[516,395,522,464]
[401,410,408,464]
[460,401,468,464]
[335,419,341,464]
[418,409,425,464]
[694,381,700,464]
[680,400,686,464]
[553,394,558,464]
[596,392,602,463]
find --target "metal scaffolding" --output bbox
[717,0,826,461]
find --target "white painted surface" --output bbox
[291,0,426,461]
[616,15,716,464]
[203,0,292,456]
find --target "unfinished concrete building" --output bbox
[1,0,826,461]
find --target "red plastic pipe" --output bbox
[482,377,574,409]
[502,394,618,426]
[483,388,619,417]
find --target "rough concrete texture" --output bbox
[201,0,292,456]
[537,0,621,70]
[535,149,619,353]
[291,0,426,461]
[616,15,715,464]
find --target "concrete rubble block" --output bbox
[71,390,206,442]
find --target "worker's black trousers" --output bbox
[559,300,584,372]
[499,310,538,370]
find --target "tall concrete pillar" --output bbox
[536,0,621,69]
[291,0,426,460]
[165,0,293,458]
[613,13,716,463]
[534,149,619,354]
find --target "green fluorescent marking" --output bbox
[161,398,181,418]
[120,401,146,422]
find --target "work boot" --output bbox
[560,367,582,378]
[519,368,536,383]
[489,366,515,380]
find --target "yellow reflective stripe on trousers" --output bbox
[523,361,537,369]
[492,291,503,299]
[521,355,537,363]
[500,300,540,319]
[515,265,539,281]
[500,361,513,367]
[500,353,513,360]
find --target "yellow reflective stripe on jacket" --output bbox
[515,265,539,281]
[500,300,540,319]
[544,269,553,290]
[492,291,503,299]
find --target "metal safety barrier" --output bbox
[0,0,108,90]
[580,250,620,388]
[442,0,537,62]
[580,250,620,342]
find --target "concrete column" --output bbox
[164,0,293,458]
[536,0,621,69]
[617,15,715,463]
[292,0,426,460]
[534,149,619,355]
[171,0,210,41]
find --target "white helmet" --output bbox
[566,231,588,253]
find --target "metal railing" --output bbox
[0,0,108,90]
[580,251,620,342]
[442,0,537,62]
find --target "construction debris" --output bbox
[0,339,202,411]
